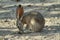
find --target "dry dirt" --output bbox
[0,18,60,40]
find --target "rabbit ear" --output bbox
[16,4,24,19]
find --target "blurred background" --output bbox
[0,0,60,19]
[0,0,60,27]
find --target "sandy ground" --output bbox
[0,17,60,40]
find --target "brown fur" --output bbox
[16,5,24,19]
[16,5,24,32]
[20,11,45,32]
[16,5,45,33]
